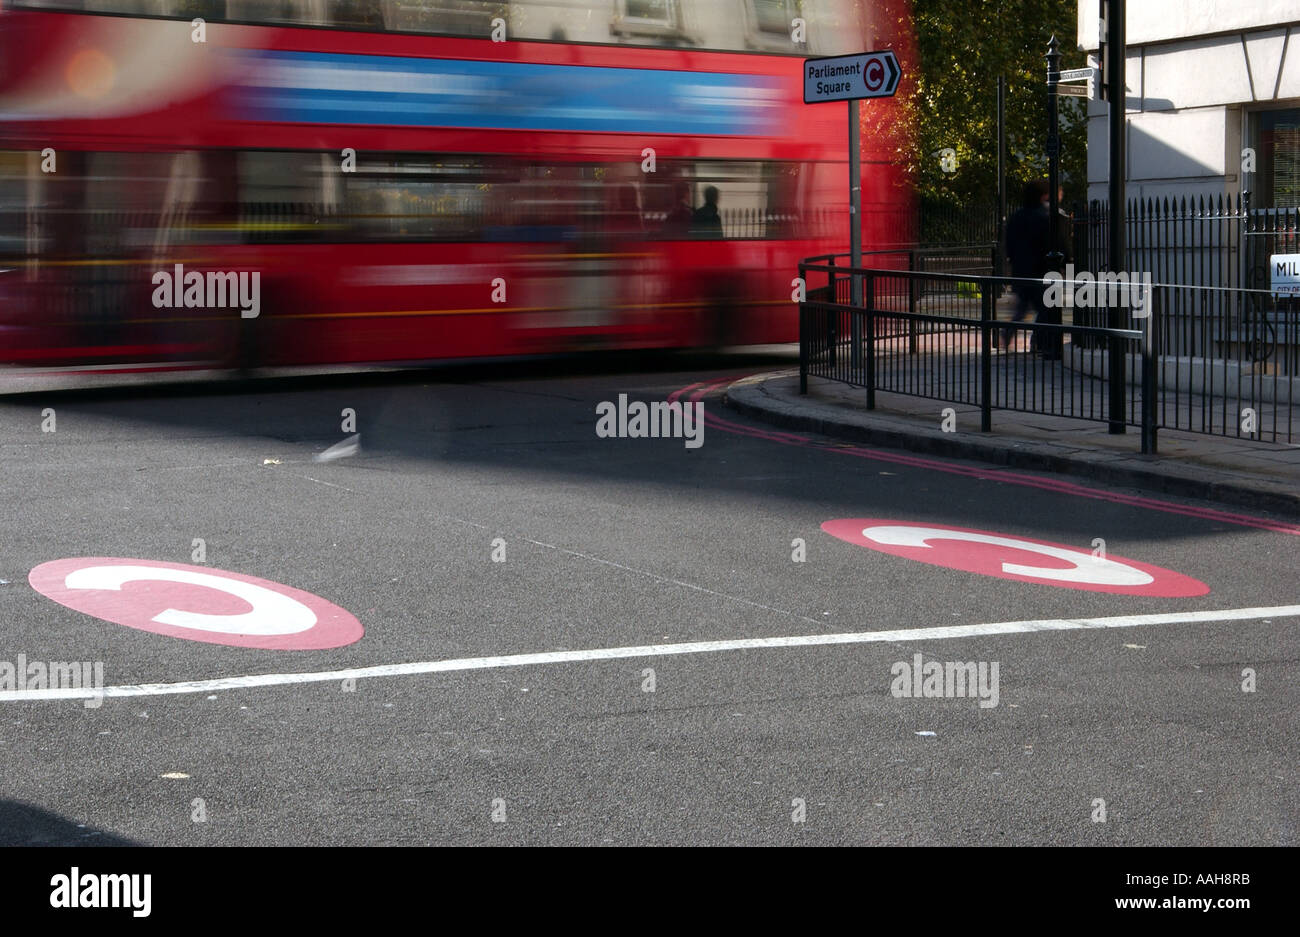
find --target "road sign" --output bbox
[803,50,901,103]
[1054,84,1091,97]
[820,520,1210,596]
[29,557,365,649]
[1052,67,1095,82]
[802,48,902,358]
[1271,254,1300,295]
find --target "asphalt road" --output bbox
[0,353,1296,846]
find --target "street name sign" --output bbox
[1272,253,1300,295]
[804,50,901,103]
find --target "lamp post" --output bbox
[1045,36,1063,271]
[1106,0,1128,436]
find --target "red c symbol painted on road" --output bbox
[821,519,1209,596]
[28,558,365,649]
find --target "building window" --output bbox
[385,1,505,35]
[750,0,798,35]
[744,0,801,51]
[612,0,688,43]
[1250,107,1300,209]
[622,0,675,27]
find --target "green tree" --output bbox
[866,0,1088,212]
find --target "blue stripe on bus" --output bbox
[229,50,783,135]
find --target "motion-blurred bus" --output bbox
[0,0,911,370]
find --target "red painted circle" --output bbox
[821,519,1209,597]
[29,557,364,649]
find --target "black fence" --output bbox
[1072,194,1300,295]
[798,259,1152,446]
[860,198,999,248]
[1069,196,1299,441]
[797,253,1300,451]
[820,246,998,345]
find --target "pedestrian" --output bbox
[691,186,723,238]
[609,184,644,237]
[1002,179,1050,352]
[661,181,694,237]
[1034,186,1074,360]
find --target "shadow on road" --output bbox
[0,345,1280,546]
[0,798,137,846]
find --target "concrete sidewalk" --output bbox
[723,369,1300,518]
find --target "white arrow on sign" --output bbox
[64,564,318,635]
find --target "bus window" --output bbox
[237,150,326,243]
[0,151,33,260]
[341,154,497,241]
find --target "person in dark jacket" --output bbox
[661,181,694,237]
[691,186,723,238]
[1002,179,1050,352]
[1034,186,1074,359]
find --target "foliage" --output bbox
[863,0,1089,210]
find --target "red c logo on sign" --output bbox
[821,519,1209,596]
[29,558,365,649]
[864,59,885,91]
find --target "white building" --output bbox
[1077,0,1300,208]
[64,0,867,55]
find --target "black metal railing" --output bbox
[801,255,1154,451]
[1072,198,1300,443]
[860,199,1000,249]
[1070,195,1300,338]
[800,254,1299,449]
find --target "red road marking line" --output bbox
[670,376,1300,537]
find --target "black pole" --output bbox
[1107,0,1127,435]
[1141,307,1157,453]
[1045,37,1063,271]
[849,98,862,370]
[864,273,876,410]
[996,75,1006,278]
[980,283,993,432]
[798,262,808,395]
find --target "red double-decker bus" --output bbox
[0,0,911,370]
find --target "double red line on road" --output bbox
[670,375,1300,538]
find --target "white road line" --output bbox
[288,472,358,493]
[3,604,1297,703]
